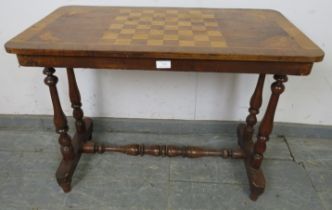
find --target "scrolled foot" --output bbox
[245,159,265,201]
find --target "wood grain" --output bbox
[5,6,324,63]
[16,54,314,75]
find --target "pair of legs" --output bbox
[43,67,92,192]
[238,74,288,200]
[43,67,287,200]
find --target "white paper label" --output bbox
[156,60,171,69]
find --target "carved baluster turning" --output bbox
[251,75,288,169]
[243,74,266,147]
[82,143,245,159]
[67,68,86,133]
[44,67,74,160]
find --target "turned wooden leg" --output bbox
[246,74,287,200]
[239,74,265,151]
[66,68,86,134]
[43,67,75,192]
[44,67,74,161]
[251,74,288,170]
[238,74,287,201]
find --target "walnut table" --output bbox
[5,6,324,201]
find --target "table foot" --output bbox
[55,118,93,192]
[237,123,265,201]
[55,152,80,193]
[245,158,265,201]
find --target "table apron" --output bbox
[17,55,313,75]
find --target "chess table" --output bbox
[5,6,324,201]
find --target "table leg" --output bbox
[66,68,92,138]
[43,67,92,193]
[44,67,75,160]
[251,74,287,169]
[43,67,74,192]
[238,74,287,201]
[238,74,265,153]
[66,67,93,147]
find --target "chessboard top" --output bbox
[5,6,324,62]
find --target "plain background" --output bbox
[0,0,331,125]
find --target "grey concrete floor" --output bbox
[0,129,331,210]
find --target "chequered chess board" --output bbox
[101,8,227,48]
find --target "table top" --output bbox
[5,6,324,63]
